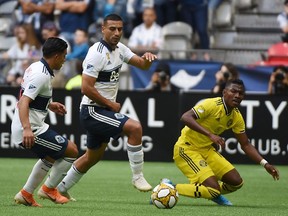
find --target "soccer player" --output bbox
[12,37,79,207]
[57,13,157,196]
[163,79,280,206]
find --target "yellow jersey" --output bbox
[177,97,245,148]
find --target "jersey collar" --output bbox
[100,39,118,51]
[221,97,231,115]
[40,58,54,77]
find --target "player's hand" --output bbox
[22,128,35,149]
[141,52,157,62]
[209,134,225,149]
[264,164,280,180]
[49,102,67,115]
[109,101,121,113]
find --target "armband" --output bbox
[260,159,268,167]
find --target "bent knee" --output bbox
[124,119,142,135]
[231,177,244,189]
[66,141,79,158]
[130,121,142,134]
[234,180,244,190]
[223,180,244,193]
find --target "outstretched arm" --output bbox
[128,52,157,70]
[235,132,280,180]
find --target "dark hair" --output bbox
[285,0,288,5]
[225,79,245,90]
[223,62,238,79]
[42,37,68,58]
[103,14,123,24]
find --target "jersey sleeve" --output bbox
[192,98,213,119]
[231,112,246,134]
[82,44,105,78]
[22,67,48,100]
[118,42,135,63]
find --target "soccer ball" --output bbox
[151,182,179,209]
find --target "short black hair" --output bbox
[103,14,123,24]
[225,79,245,90]
[42,37,68,58]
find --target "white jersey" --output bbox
[11,58,54,144]
[80,40,135,107]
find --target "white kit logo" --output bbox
[114,113,125,119]
[55,135,65,144]
[110,71,119,82]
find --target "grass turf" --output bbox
[0,158,287,216]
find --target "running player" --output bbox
[57,14,157,197]
[12,37,79,207]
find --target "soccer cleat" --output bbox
[132,175,153,192]
[59,191,76,202]
[212,195,233,206]
[14,189,42,207]
[37,185,69,204]
[160,178,175,187]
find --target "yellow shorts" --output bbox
[173,141,234,184]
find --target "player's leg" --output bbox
[35,129,78,204]
[81,105,152,191]
[57,105,110,196]
[207,147,244,194]
[14,158,53,207]
[57,143,107,195]
[173,145,222,200]
[39,139,79,202]
[123,118,152,192]
[219,169,244,194]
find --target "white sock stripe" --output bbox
[41,159,53,168]
[63,157,76,163]
[88,106,121,127]
[72,164,84,175]
[35,137,62,151]
[127,145,143,152]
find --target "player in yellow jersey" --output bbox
[163,79,280,206]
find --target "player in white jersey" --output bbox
[57,14,158,196]
[12,37,79,207]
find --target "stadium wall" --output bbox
[0,87,287,165]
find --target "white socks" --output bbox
[44,157,76,188]
[23,159,52,194]
[126,143,144,178]
[56,143,145,194]
[57,164,84,194]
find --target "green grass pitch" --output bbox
[0,158,287,216]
